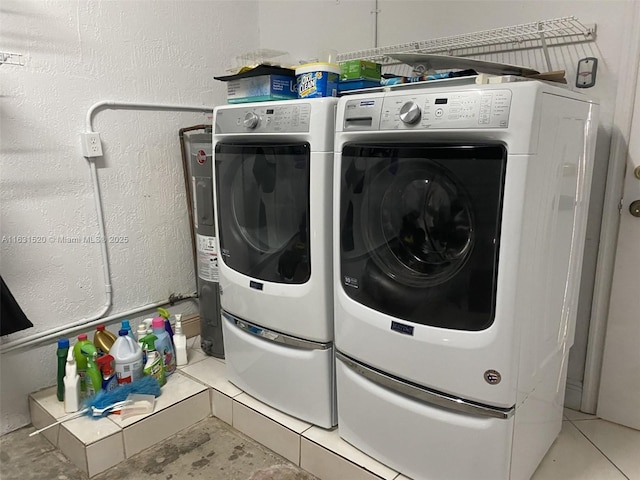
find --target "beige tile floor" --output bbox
[27,335,640,479]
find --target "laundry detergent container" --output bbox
[295,62,339,98]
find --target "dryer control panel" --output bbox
[216,103,311,134]
[343,89,512,131]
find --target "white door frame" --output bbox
[581,0,640,413]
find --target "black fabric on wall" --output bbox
[0,276,33,336]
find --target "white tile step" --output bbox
[29,371,210,477]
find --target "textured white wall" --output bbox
[258,0,374,64]
[0,0,259,434]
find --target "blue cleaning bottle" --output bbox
[152,317,176,376]
[121,319,136,340]
[157,308,174,344]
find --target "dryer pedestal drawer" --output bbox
[222,313,336,428]
[336,357,515,480]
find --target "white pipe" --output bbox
[581,1,640,413]
[1,294,197,354]
[372,0,379,49]
[1,101,212,354]
[85,101,213,131]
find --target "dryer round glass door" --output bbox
[339,144,506,331]
[215,142,311,284]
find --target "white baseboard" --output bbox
[564,378,583,411]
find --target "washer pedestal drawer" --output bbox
[336,357,515,480]
[223,314,336,428]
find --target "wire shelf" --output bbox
[337,16,596,69]
[0,52,25,66]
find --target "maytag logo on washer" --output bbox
[390,321,414,336]
[484,369,502,385]
[344,275,359,288]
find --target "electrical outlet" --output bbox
[80,132,103,157]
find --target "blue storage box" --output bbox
[226,74,297,104]
[338,79,381,93]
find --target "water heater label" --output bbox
[197,234,218,282]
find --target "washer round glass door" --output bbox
[365,160,474,288]
[340,144,506,331]
[215,142,311,284]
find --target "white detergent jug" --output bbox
[111,329,143,384]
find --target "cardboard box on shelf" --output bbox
[339,60,382,81]
[226,74,297,104]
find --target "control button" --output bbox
[243,112,259,129]
[399,101,422,124]
[435,108,444,118]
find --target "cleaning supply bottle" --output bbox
[64,350,80,413]
[140,334,166,386]
[96,354,119,392]
[173,314,188,367]
[143,318,154,334]
[152,317,176,376]
[81,343,102,398]
[111,329,144,384]
[73,334,92,398]
[120,319,135,340]
[135,324,148,342]
[136,324,149,364]
[93,324,117,355]
[56,338,70,401]
[157,308,174,344]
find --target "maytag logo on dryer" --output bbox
[391,321,414,336]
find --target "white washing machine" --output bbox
[333,80,598,479]
[213,98,338,428]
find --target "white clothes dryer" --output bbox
[213,98,338,428]
[333,80,598,479]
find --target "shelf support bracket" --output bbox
[0,52,24,66]
[537,23,553,72]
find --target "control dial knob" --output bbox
[399,101,422,124]
[243,112,259,129]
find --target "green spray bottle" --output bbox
[140,334,166,387]
[73,334,92,398]
[80,343,102,398]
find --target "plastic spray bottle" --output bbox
[57,338,70,401]
[173,314,188,367]
[136,324,149,364]
[96,354,119,392]
[152,317,176,376]
[81,343,102,398]
[73,334,92,398]
[93,324,117,355]
[140,334,166,387]
[64,350,80,413]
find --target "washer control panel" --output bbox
[216,103,311,134]
[380,89,512,130]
